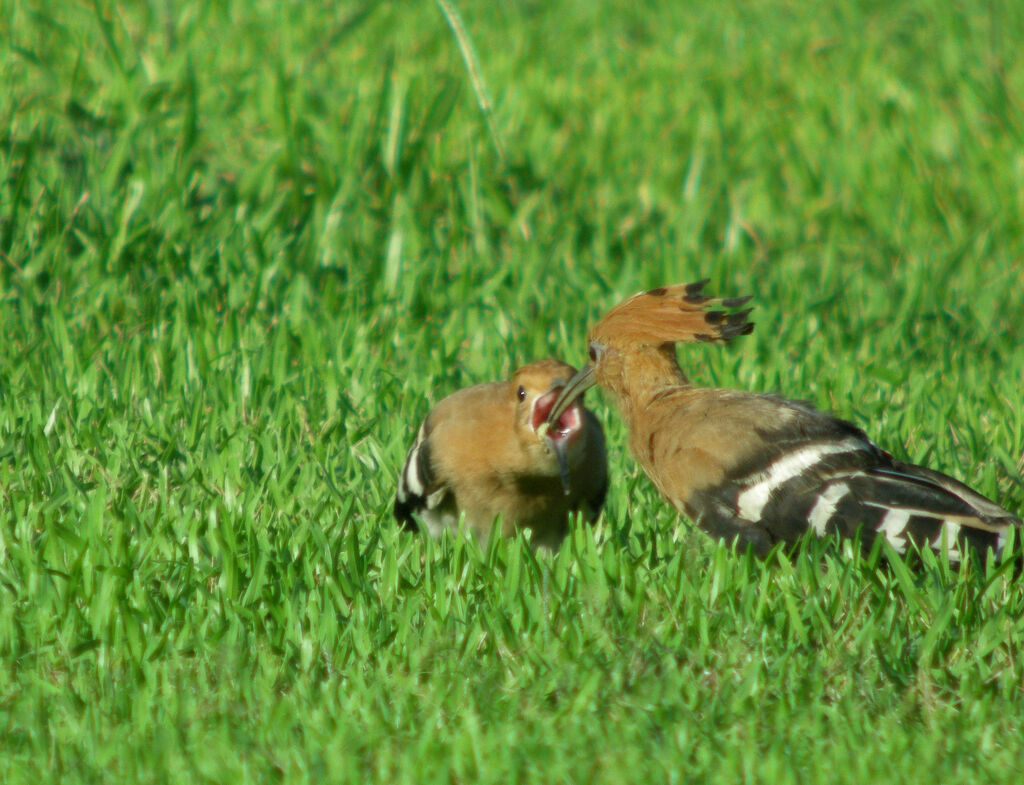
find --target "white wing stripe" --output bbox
[878,508,911,552]
[402,446,424,497]
[936,521,963,563]
[737,438,868,521]
[807,482,851,536]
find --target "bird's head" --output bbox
[546,280,754,420]
[510,358,588,494]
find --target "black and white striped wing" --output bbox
[697,412,1020,561]
[393,419,451,534]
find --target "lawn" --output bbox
[2,0,1023,782]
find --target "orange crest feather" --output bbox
[588,280,754,348]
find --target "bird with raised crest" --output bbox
[394,359,608,551]
[544,280,1020,562]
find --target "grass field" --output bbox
[2,0,1024,781]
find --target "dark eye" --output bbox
[588,344,598,362]
[517,385,526,401]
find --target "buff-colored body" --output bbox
[395,360,607,551]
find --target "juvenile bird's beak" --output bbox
[545,364,596,426]
[545,433,572,496]
[533,380,586,497]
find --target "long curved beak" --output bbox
[544,364,596,425]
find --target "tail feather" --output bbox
[881,461,1020,525]
[817,463,1019,560]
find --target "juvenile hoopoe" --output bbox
[544,281,1021,561]
[394,359,608,551]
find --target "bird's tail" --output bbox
[781,458,1021,562]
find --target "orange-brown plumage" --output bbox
[589,282,753,350]
[549,281,1020,561]
[394,359,607,551]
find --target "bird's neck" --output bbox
[608,347,690,418]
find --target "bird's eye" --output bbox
[588,344,599,362]
[517,385,526,401]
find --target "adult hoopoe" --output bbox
[394,359,608,551]
[544,281,1021,562]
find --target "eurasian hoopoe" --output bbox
[545,281,1021,562]
[394,359,608,551]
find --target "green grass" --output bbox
[2,0,1024,781]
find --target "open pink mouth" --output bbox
[532,389,581,439]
